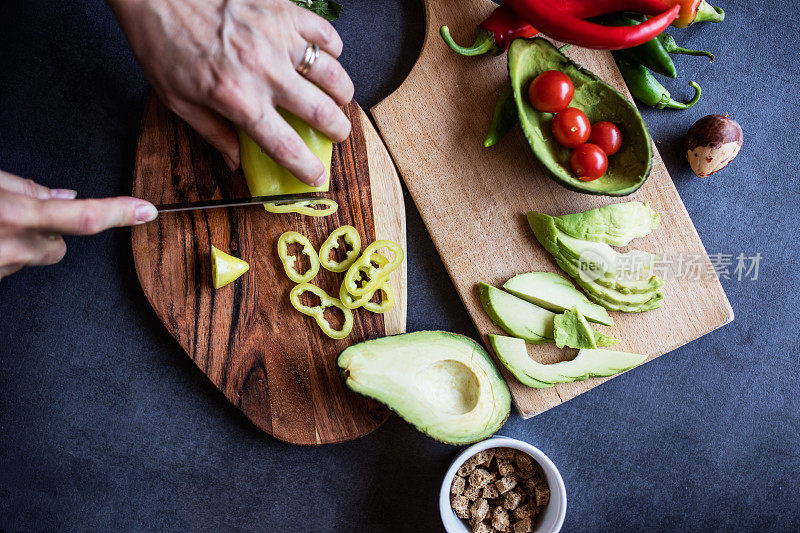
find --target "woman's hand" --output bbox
[0,170,157,281]
[108,0,354,186]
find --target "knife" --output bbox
[155,193,323,213]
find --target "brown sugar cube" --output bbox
[495,447,515,461]
[497,460,515,478]
[503,490,525,511]
[494,476,518,494]
[535,485,551,507]
[482,484,499,500]
[492,506,511,532]
[473,523,495,533]
[451,494,470,519]
[513,517,534,533]
[470,498,491,523]
[469,468,494,490]
[513,503,533,521]
[464,484,481,501]
[452,475,466,495]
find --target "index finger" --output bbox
[26,196,157,235]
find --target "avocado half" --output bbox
[337,331,511,445]
[508,38,653,196]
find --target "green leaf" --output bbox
[292,0,342,22]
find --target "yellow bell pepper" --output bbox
[363,283,395,314]
[289,283,354,340]
[319,225,362,273]
[210,246,250,289]
[238,110,333,197]
[277,231,320,283]
[342,240,404,297]
[339,253,389,309]
[264,198,339,217]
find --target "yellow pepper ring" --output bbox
[277,231,320,283]
[343,240,404,297]
[319,225,362,273]
[339,253,389,309]
[289,283,354,340]
[363,282,395,314]
[264,198,339,217]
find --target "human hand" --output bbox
[108,0,354,186]
[0,170,157,281]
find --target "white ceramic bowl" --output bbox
[439,436,567,533]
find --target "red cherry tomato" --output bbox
[551,108,591,148]
[588,121,622,156]
[528,70,574,113]
[570,143,608,181]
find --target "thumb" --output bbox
[29,196,158,235]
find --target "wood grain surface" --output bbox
[372,0,733,418]
[132,97,406,444]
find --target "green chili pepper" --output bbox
[277,231,320,283]
[339,253,389,309]
[363,283,395,314]
[600,13,678,78]
[658,33,715,62]
[264,198,339,217]
[289,283,354,340]
[342,240,404,297]
[613,53,701,110]
[484,84,518,148]
[319,225,362,273]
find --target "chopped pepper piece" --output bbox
[319,225,362,272]
[342,240,404,297]
[289,283,354,339]
[264,198,339,217]
[339,253,389,309]
[277,231,320,283]
[210,246,250,289]
[363,283,395,314]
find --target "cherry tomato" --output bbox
[551,108,591,148]
[588,121,622,155]
[528,70,574,113]
[570,143,608,181]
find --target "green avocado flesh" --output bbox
[552,201,660,246]
[554,307,619,349]
[504,272,614,327]
[527,209,664,312]
[337,331,511,445]
[488,334,647,388]
[479,282,555,343]
[508,38,653,196]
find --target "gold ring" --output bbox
[296,42,319,76]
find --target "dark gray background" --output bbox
[1,1,798,531]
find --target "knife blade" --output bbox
[155,194,323,213]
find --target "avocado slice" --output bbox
[553,307,619,349]
[338,331,511,445]
[527,211,664,312]
[478,282,555,343]
[488,334,647,388]
[552,201,660,246]
[508,38,652,196]
[503,272,613,326]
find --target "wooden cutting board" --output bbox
[371,0,732,418]
[132,97,406,444]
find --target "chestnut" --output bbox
[685,114,743,177]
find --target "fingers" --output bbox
[170,99,241,170]
[25,196,158,235]
[275,76,351,142]
[299,50,354,106]
[292,8,343,58]
[0,234,66,270]
[0,170,77,200]
[242,107,326,186]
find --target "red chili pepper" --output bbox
[504,0,680,50]
[440,4,538,56]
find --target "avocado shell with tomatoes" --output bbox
[508,37,653,196]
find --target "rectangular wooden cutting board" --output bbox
[372,0,732,418]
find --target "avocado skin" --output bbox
[508,38,653,196]
[337,331,511,445]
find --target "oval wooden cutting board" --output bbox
[132,96,406,445]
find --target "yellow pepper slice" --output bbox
[319,225,362,272]
[342,240,404,297]
[289,283,354,340]
[238,109,332,197]
[363,283,395,314]
[263,198,339,217]
[210,246,250,289]
[277,231,320,283]
[339,253,389,309]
